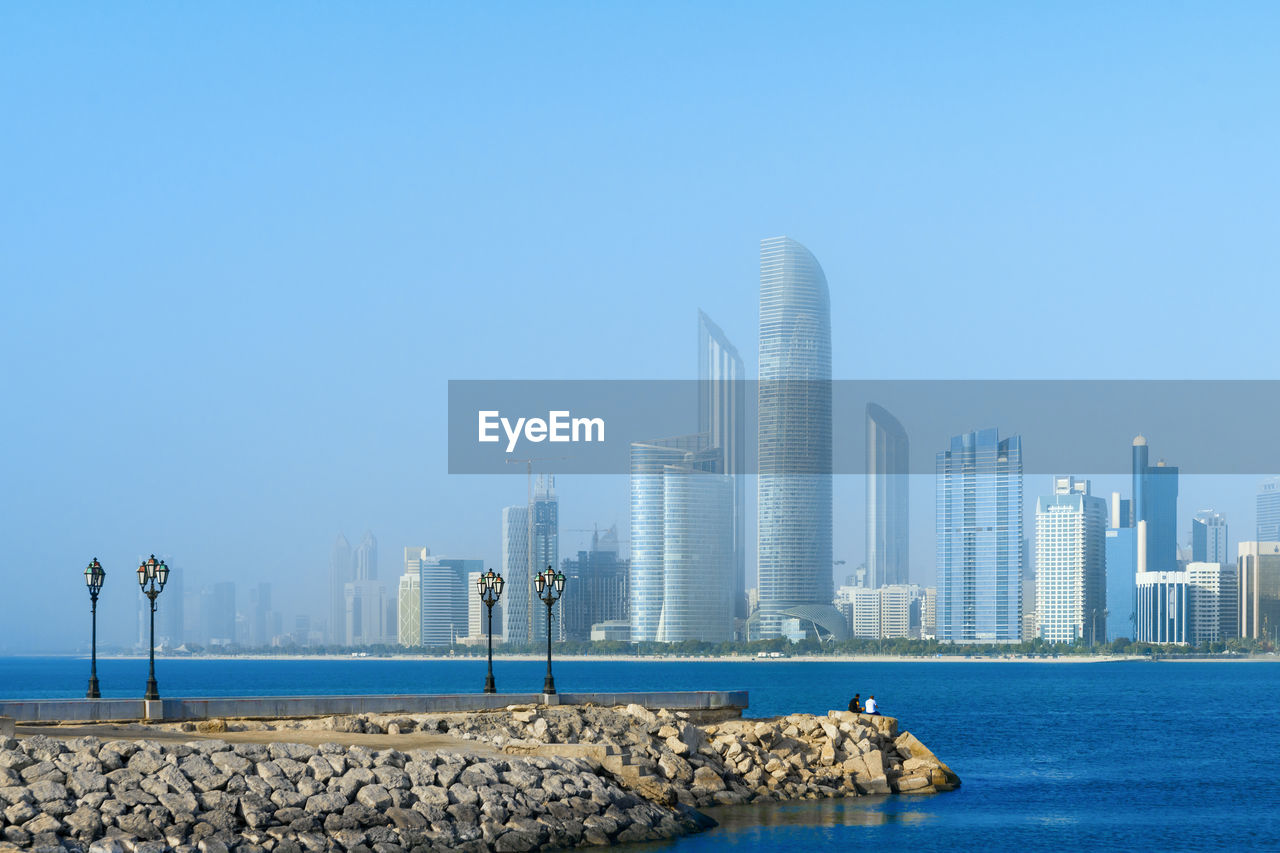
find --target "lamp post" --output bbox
[137,555,169,701]
[476,569,505,693]
[84,558,106,699]
[533,565,566,695]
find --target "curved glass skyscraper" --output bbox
[754,237,837,639]
[629,435,733,643]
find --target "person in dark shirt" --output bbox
[848,693,862,713]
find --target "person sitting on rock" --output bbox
[848,693,862,713]
[864,695,880,715]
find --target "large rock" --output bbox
[691,766,726,793]
[858,749,891,795]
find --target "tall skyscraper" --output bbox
[529,476,562,643]
[866,403,910,589]
[1186,562,1231,644]
[501,505,530,646]
[202,582,236,646]
[343,579,385,646]
[755,236,843,640]
[1238,541,1280,642]
[468,570,503,640]
[158,564,184,648]
[398,548,425,647]
[1257,479,1280,542]
[1191,510,1229,564]
[248,583,272,647]
[561,526,628,641]
[418,556,474,646]
[629,435,734,643]
[328,534,352,645]
[1105,490,1138,642]
[698,310,746,621]
[936,428,1023,644]
[354,530,379,580]
[1035,476,1107,644]
[1132,436,1178,572]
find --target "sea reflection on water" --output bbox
[626,795,937,852]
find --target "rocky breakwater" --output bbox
[0,733,706,853]
[434,705,960,811]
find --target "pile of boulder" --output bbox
[0,733,706,853]
[400,705,959,809]
[0,706,958,852]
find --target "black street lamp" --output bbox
[84,558,106,699]
[533,565,566,695]
[476,569,505,693]
[137,554,170,701]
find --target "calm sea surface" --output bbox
[2,657,1278,851]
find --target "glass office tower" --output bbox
[936,428,1024,643]
[1191,510,1229,564]
[866,403,910,589]
[629,435,733,643]
[1132,436,1179,572]
[698,310,746,622]
[755,236,835,639]
[1257,479,1280,542]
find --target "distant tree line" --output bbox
[166,634,1272,659]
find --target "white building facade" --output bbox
[1035,476,1107,644]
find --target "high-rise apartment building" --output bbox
[1191,511,1229,564]
[866,404,910,589]
[936,429,1023,644]
[1238,541,1280,642]
[921,587,937,638]
[1186,561,1233,644]
[1257,480,1280,542]
[755,237,843,641]
[698,311,746,622]
[1035,476,1107,644]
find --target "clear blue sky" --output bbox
[2,3,1278,650]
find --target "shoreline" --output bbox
[50,653,1280,664]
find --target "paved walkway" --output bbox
[13,723,508,758]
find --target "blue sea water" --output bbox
[2,656,1278,851]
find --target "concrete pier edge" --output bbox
[0,690,747,724]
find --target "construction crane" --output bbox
[565,524,615,551]
[506,456,568,644]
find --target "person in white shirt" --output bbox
[864,695,879,715]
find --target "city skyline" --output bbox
[6,3,1280,651]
